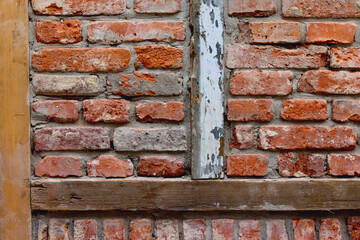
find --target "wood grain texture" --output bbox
[0,0,31,238]
[31,179,360,211]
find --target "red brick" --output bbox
[156,220,179,240]
[212,219,234,240]
[259,126,357,151]
[328,154,360,177]
[230,126,253,149]
[103,219,125,240]
[138,156,184,177]
[237,22,251,43]
[292,219,315,240]
[136,101,184,123]
[298,70,360,95]
[33,100,79,123]
[74,220,97,240]
[250,22,300,44]
[83,99,130,123]
[87,155,133,178]
[227,99,274,122]
[88,21,185,44]
[36,20,82,44]
[135,45,183,69]
[226,45,327,69]
[227,154,268,177]
[278,153,325,178]
[183,219,206,240]
[229,0,276,16]
[35,156,82,177]
[333,100,360,122]
[347,216,360,240]
[31,0,126,15]
[281,99,328,121]
[134,0,180,13]
[49,219,70,240]
[319,219,342,240]
[34,127,111,151]
[238,220,260,240]
[230,71,293,96]
[38,222,48,240]
[307,22,356,44]
[130,219,152,240]
[32,48,131,72]
[282,0,360,18]
[266,220,288,240]
[331,47,360,69]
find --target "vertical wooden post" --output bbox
[0,0,31,238]
[191,0,225,179]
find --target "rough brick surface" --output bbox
[35,127,111,151]
[88,21,185,44]
[347,217,360,240]
[212,219,234,240]
[226,45,327,69]
[135,45,183,69]
[259,126,357,151]
[227,154,268,177]
[227,99,274,122]
[33,100,79,123]
[49,219,70,240]
[156,220,179,240]
[138,156,184,177]
[32,48,131,72]
[266,220,288,240]
[35,156,82,177]
[36,20,82,44]
[113,127,187,152]
[130,219,152,240]
[332,100,360,122]
[250,22,300,44]
[238,220,260,240]
[136,101,184,122]
[280,99,328,121]
[134,0,181,13]
[328,154,360,177]
[87,155,133,178]
[278,153,325,178]
[229,0,276,16]
[230,71,293,96]
[292,219,315,240]
[38,222,48,240]
[183,219,206,240]
[319,219,342,240]
[74,220,97,240]
[83,99,130,123]
[103,219,125,240]
[230,125,253,149]
[331,47,360,69]
[306,22,356,44]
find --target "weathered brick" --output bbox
[238,220,260,240]
[328,154,360,177]
[333,100,360,122]
[135,45,183,69]
[278,153,325,178]
[49,219,70,240]
[230,125,253,149]
[130,219,152,240]
[250,22,300,44]
[35,127,111,151]
[227,99,274,122]
[32,48,131,72]
[36,20,82,44]
[347,216,360,240]
[230,71,293,96]
[136,101,184,123]
[307,22,356,44]
[35,156,82,177]
[156,220,179,240]
[38,222,48,240]
[212,219,234,240]
[229,0,276,16]
[282,0,360,18]
[237,22,251,43]
[74,220,97,240]
[114,127,187,152]
[331,47,360,69]
[281,99,328,121]
[88,21,185,44]
[87,155,133,178]
[107,72,182,96]
[259,126,357,150]
[298,70,360,95]
[31,0,126,15]
[103,219,125,240]
[183,219,206,240]
[33,74,100,96]
[33,100,79,123]
[319,219,342,240]
[138,156,184,177]
[292,219,315,240]
[227,45,327,69]
[134,0,181,13]
[83,99,130,123]
[267,220,288,240]
[227,154,268,177]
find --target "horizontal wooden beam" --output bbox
[31,179,360,211]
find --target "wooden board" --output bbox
[0,0,31,238]
[31,179,360,211]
